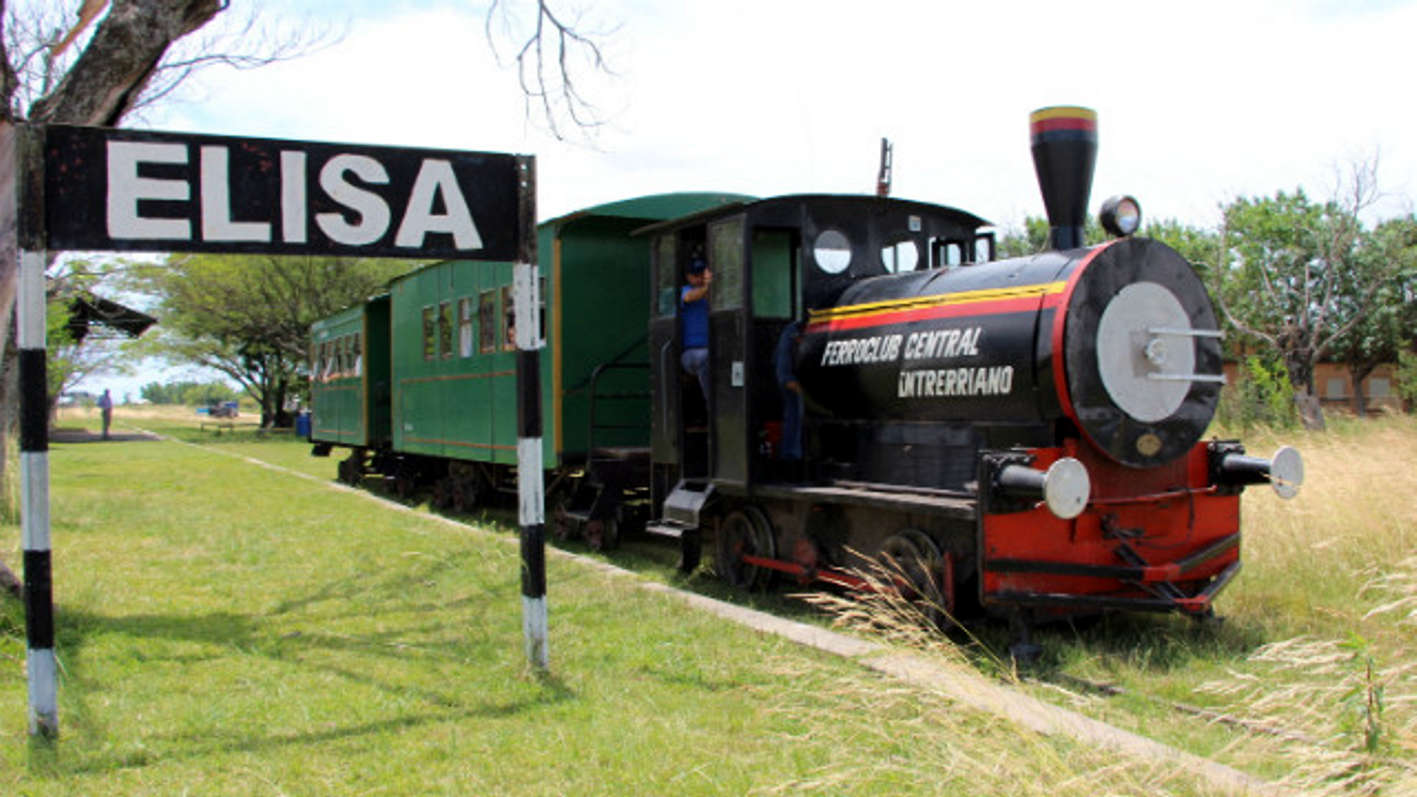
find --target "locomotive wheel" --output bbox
[585,516,619,552]
[880,529,948,627]
[715,506,776,591]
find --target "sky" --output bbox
[82,0,1417,398]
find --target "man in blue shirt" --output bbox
[680,257,712,403]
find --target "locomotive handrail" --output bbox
[659,340,674,437]
[1086,485,1218,506]
[587,361,650,456]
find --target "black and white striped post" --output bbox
[511,157,547,670]
[18,245,55,737]
[11,123,57,737]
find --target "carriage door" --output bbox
[708,215,749,485]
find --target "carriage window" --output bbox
[881,239,919,273]
[458,298,474,357]
[752,229,794,319]
[655,235,677,317]
[814,229,852,274]
[310,342,319,380]
[422,307,436,360]
[351,332,362,376]
[478,291,496,354]
[538,277,547,343]
[709,217,744,311]
[337,337,349,377]
[501,285,518,351]
[322,341,333,379]
[438,301,453,358]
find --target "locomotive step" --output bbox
[645,519,694,539]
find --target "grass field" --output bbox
[1,405,1414,793]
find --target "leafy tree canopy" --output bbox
[126,254,421,426]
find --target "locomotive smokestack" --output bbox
[1029,106,1098,250]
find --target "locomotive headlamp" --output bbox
[1100,195,1142,237]
[996,457,1091,519]
[1215,445,1305,499]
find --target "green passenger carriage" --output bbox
[309,192,750,522]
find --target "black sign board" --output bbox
[42,125,530,260]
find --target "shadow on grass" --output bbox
[39,601,576,778]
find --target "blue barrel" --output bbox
[296,410,311,438]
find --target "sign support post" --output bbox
[511,156,548,670]
[11,123,57,737]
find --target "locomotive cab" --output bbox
[640,195,994,554]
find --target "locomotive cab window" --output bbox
[752,228,797,319]
[881,238,920,273]
[973,232,996,263]
[813,229,852,274]
[708,217,744,311]
[478,291,496,354]
[930,238,966,268]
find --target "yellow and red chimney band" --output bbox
[1029,106,1097,145]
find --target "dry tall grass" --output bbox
[803,416,1417,793]
[1201,415,1417,793]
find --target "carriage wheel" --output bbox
[431,477,455,510]
[585,516,619,552]
[549,489,576,541]
[714,506,776,590]
[392,463,418,500]
[449,464,484,513]
[880,529,948,627]
[338,451,364,485]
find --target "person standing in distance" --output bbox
[97,388,113,440]
[680,257,712,403]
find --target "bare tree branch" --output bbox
[486,0,616,141]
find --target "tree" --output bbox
[1209,160,1392,430]
[1327,216,1417,414]
[139,378,236,405]
[128,254,418,427]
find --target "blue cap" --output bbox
[687,258,706,274]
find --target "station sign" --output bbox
[41,125,530,260]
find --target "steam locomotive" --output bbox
[309,106,1302,623]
